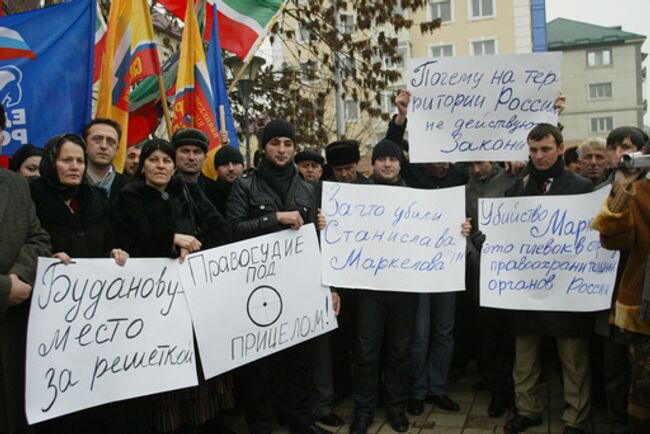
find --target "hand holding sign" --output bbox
[277,211,304,229]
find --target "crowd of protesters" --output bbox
[1,90,649,434]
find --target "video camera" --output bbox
[618,152,650,170]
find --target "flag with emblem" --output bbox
[158,0,287,62]
[0,0,94,157]
[172,0,219,148]
[96,0,161,171]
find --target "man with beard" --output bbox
[385,90,468,415]
[211,145,244,215]
[227,119,335,434]
[171,128,223,208]
[123,144,141,179]
[350,139,472,434]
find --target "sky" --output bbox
[546,0,650,128]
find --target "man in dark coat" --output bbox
[295,149,324,182]
[83,118,129,203]
[385,89,467,415]
[0,167,51,433]
[226,120,331,434]
[349,140,418,434]
[211,145,244,215]
[322,140,369,409]
[307,141,369,430]
[465,162,519,417]
[503,123,593,434]
[171,128,224,209]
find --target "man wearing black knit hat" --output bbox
[349,138,416,434]
[295,148,324,182]
[227,119,335,434]
[171,127,224,212]
[211,145,244,215]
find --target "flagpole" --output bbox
[157,74,173,137]
[226,1,288,93]
[227,60,252,93]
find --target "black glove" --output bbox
[469,230,486,251]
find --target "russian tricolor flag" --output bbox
[0,26,36,60]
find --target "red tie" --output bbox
[540,179,550,195]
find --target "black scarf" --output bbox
[525,157,564,195]
[215,176,232,192]
[257,156,296,204]
[371,174,402,186]
[40,139,87,201]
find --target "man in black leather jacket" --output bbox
[226,119,331,434]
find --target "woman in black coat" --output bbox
[30,133,127,264]
[30,134,138,434]
[112,138,233,434]
[112,138,231,261]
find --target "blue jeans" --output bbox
[410,292,456,399]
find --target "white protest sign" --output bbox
[406,52,562,163]
[479,188,619,311]
[26,258,197,424]
[178,224,337,379]
[320,182,467,292]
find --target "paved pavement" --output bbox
[225,366,612,434]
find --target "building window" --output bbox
[589,83,612,99]
[430,44,454,58]
[339,14,355,35]
[300,60,319,82]
[429,0,452,23]
[471,39,496,55]
[344,100,359,121]
[380,90,398,113]
[591,117,613,133]
[340,53,355,73]
[470,0,494,18]
[587,48,612,67]
[385,42,410,69]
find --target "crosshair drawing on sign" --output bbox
[246,285,283,327]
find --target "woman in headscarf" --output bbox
[30,134,127,264]
[10,143,42,182]
[112,138,234,434]
[30,133,140,434]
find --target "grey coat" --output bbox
[0,169,51,433]
[465,167,519,301]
